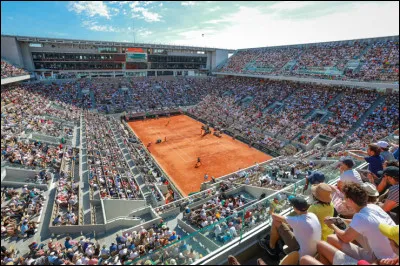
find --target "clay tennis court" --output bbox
[128,115,272,196]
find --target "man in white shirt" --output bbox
[323,182,396,264]
[338,156,362,186]
[261,196,321,258]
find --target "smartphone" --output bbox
[328,217,347,230]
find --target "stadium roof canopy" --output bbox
[1,34,236,53]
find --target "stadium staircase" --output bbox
[77,88,83,101]
[346,95,386,136]
[240,96,254,107]
[108,120,151,204]
[79,114,94,225]
[281,60,298,72]
[351,44,372,73]
[359,43,372,59]
[319,111,335,124]
[89,90,96,109]
[273,104,286,114]
[325,92,345,109]
[345,59,362,72]
[212,56,230,72]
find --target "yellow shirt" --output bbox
[308,203,334,241]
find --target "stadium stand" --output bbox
[1,59,28,79]
[217,37,399,82]
[1,35,399,266]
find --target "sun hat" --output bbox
[361,182,379,197]
[311,183,332,203]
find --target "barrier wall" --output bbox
[103,199,147,221]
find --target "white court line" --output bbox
[148,127,191,163]
[155,128,193,159]
[172,125,225,159]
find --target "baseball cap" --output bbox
[289,196,309,212]
[382,166,399,180]
[376,141,390,149]
[379,224,399,245]
[307,171,325,185]
[361,182,379,197]
[339,156,355,168]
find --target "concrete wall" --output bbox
[211,51,217,70]
[214,49,229,69]
[49,224,106,235]
[1,181,48,191]
[1,36,24,67]
[19,43,35,71]
[244,185,276,199]
[1,75,31,85]
[159,207,181,219]
[102,199,146,221]
[2,167,42,182]
[128,206,157,220]
[104,218,142,231]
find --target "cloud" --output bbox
[269,1,316,11]
[68,1,112,19]
[137,29,153,37]
[82,20,119,32]
[81,21,153,38]
[129,1,162,22]
[109,1,130,6]
[181,1,196,6]
[208,6,221,12]
[175,2,399,49]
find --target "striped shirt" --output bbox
[387,184,399,204]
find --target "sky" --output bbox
[1,1,399,49]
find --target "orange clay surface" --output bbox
[128,115,272,196]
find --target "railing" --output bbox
[126,159,340,265]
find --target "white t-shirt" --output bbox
[340,169,362,184]
[349,204,396,260]
[286,212,321,257]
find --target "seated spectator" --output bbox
[361,182,380,204]
[347,143,384,181]
[300,223,399,265]
[338,156,362,185]
[260,196,321,258]
[377,141,396,162]
[269,197,283,215]
[323,182,396,264]
[308,183,334,241]
[376,166,399,224]
[303,171,326,192]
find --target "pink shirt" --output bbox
[330,185,356,217]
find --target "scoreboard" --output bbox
[126,48,147,63]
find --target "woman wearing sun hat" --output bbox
[308,183,334,241]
